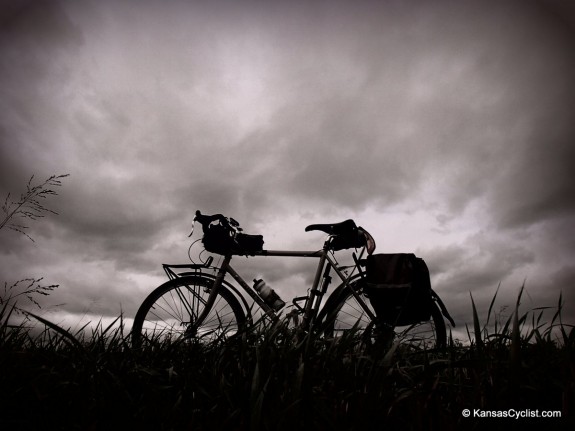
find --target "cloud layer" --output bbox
[1,0,574,332]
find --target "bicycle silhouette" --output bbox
[132,211,454,349]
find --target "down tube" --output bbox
[225,263,273,314]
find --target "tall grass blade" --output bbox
[382,340,399,367]
[556,292,569,344]
[469,292,483,349]
[509,284,524,373]
[250,351,272,431]
[101,315,123,339]
[0,301,16,328]
[483,283,500,332]
[24,310,84,351]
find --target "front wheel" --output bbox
[131,275,247,347]
[317,280,447,350]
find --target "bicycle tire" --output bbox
[317,279,448,350]
[131,275,247,347]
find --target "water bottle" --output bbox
[253,279,286,311]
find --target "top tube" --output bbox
[254,249,325,258]
[194,210,375,256]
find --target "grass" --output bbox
[1,289,574,430]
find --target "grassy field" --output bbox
[1,290,574,431]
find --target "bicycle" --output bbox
[131,211,454,350]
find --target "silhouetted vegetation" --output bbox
[1,173,69,241]
[0,290,573,430]
[1,174,68,315]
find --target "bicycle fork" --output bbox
[184,255,232,338]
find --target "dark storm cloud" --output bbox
[221,0,575,226]
[492,123,575,230]
[0,0,83,183]
[429,237,535,294]
[1,0,574,327]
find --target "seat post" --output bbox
[302,244,330,324]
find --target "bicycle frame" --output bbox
[135,215,451,349]
[187,241,377,334]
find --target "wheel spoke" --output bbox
[323,281,447,349]
[132,276,246,346]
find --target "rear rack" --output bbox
[162,256,214,280]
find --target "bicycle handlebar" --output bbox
[194,210,240,231]
[194,210,225,227]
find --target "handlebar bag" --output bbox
[202,224,264,256]
[202,223,237,255]
[364,253,433,326]
[235,233,264,255]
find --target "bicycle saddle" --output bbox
[305,219,357,235]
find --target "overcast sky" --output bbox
[1,0,574,337]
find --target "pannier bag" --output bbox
[364,253,433,326]
[202,220,264,256]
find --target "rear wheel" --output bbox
[132,275,246,347]
[318,280,447,350]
